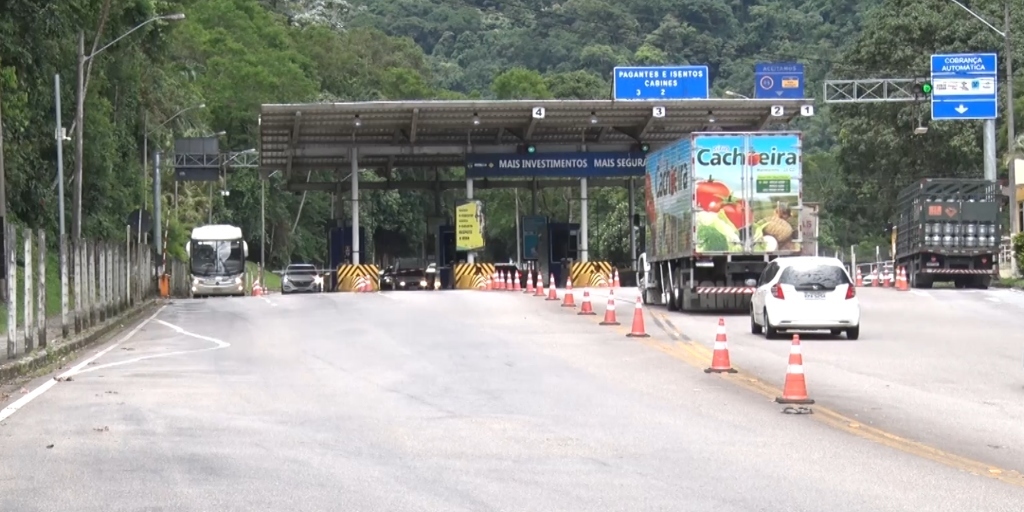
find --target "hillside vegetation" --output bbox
[0,0,1019,271]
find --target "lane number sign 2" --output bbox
[770,105,785,117]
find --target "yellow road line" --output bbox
[642,310,1024,487]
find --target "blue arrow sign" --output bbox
[754,63,805,99]
[612,66,709,100]
[930,53,998,121]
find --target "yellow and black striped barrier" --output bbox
[336,264,380,292]
[454,263,496,290]
[569,261,614,288]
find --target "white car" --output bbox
[750,256,861,340]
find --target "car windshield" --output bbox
[286,265,317,276]
[779,265,850,289]
[395,257,425,269]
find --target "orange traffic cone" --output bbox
[252,281,262,296]
[524,271,534,294]
[491,272,499,290]
[775,335,814,405]
[898,267,909,291]
[613,269,621,288]
[855,268,863,287]
[626,296,650,338]
[704,318,737,374]
[578,289,595,315]
[600,289,619,325]
[546,274,559,301]
[561,277,576,307]
[506,271,513,291]
[535,272,546,297]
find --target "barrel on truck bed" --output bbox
[893,178,1000,289]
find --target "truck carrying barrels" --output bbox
[636,131,805,312]
[892,178,1000,289]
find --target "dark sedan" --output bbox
[380,259,438,290]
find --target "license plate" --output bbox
[803,292,826,300]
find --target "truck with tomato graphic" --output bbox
[638,132,803,312]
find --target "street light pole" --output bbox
[1005,1,1019,238]
[72,13,185,240]
[73,30,84,239]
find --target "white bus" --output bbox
[185,224,249,297]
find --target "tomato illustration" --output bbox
[704,200,722,213]
[747,152,761,166]
[695,178,730,211]
[721,199,749,229]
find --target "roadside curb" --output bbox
[0,300,161,385]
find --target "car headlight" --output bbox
[419,280,427,287]
[234,277,242,285]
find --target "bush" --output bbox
[1013,232,1024,275]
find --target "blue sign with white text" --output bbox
[612,66,709,100]
[754,63,805,99]
[465,152,647,178]
[930,53,998,120]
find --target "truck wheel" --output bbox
[973,275,991,289]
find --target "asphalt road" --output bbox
[594,284,1024,476]
[1,289,1023,511]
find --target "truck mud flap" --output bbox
[683,284,755,313]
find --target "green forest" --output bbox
[0,0,1020,269]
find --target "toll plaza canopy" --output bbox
[258,98,815,186]
[258,98,814,269]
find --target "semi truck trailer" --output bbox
[892,178,1000,289]
[637,131,804,312]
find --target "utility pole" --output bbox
[0,72,6,303]
[73,31,85,239]
[1006,1,1019,237]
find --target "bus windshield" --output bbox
[191,239,245,276]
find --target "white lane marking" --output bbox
[986,296,1001,303]
[260,296,277,306]
[0,306,167,423]
[910,290,932,298]
[71,320,230,375]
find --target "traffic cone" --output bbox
[626,296,650,338]
[775,335,815,405]
[578,289,595,315]
[600,289,620,325]
[491,272,498,290]
[854,268,863,287]
[561,277,576,307]
[252,281,262,296]
[535,272,546,297]
[883,269,891,288]
[704,318,737,374]
[546,274,559,301]
[505,271,513,291]
[613,269,621,288]
[524,271,534,294]
[898,267,908,291]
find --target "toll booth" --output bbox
[548,222,579,285]
[437,225,467,288]
[328,226,367,291]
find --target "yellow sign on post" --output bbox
[456,200,486,251]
